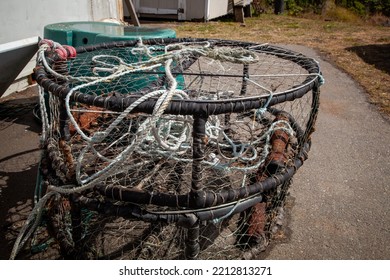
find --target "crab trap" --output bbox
[11,38,322,259]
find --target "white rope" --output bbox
[9,192,59,260]
[205,119,295,173]
[68,57,191,185]
[37,39,298,184]
[37,86,49,142]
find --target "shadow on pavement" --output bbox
[346,43,390,75]
[0,160,39,259]
[0,90,41,259]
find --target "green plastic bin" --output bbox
[44,21,176,47]
[43,21,183,93]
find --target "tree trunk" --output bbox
[274,0,284,15]
[322,0,336,16]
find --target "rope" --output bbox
[212,174,250,224]
[35,39,299,187]
[206,119,295,173]
[37,86,49,143]
[37,43,288,202]
[67,59,191,185]
[9,192,59,260]
[60,39,260,186]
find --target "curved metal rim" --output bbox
[35,37,322,116]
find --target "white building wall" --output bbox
[0,0,122,44]
[0,0,122,97]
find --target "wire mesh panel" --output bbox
[11,38,323,259]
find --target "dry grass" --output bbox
[156,14,390,116]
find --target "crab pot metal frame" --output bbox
[34,38,321,259]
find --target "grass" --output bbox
[157,13,390,117]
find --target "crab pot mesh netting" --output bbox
[10,38,322,259]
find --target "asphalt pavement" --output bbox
[265,45,390,259]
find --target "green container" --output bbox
[44,21,176,47]
[43,21,183,93]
